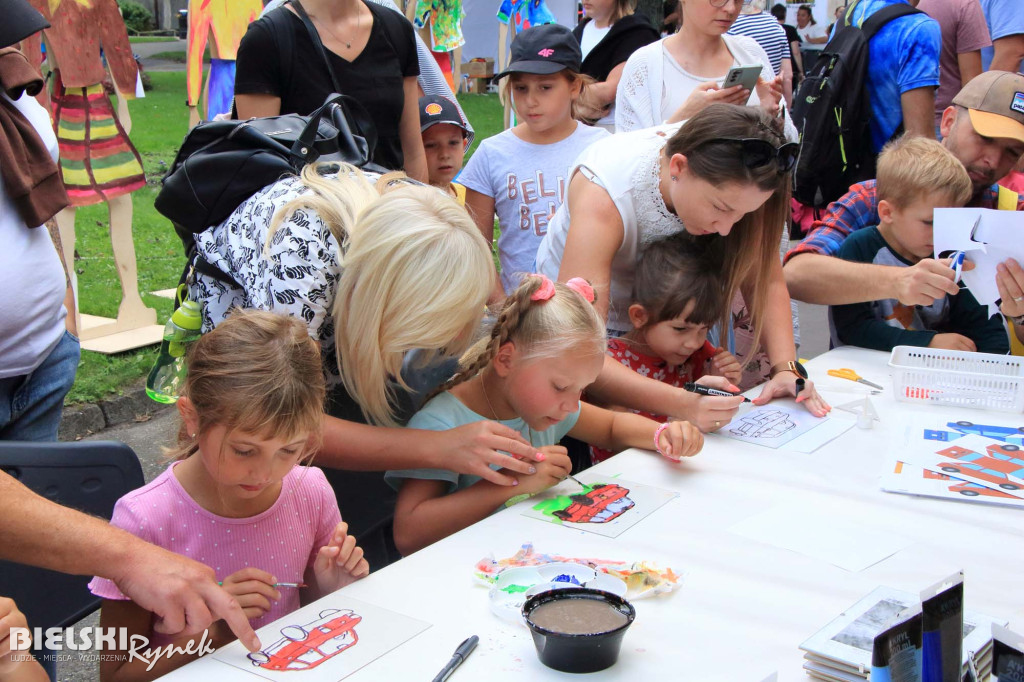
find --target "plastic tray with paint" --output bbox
[488,562,627,624]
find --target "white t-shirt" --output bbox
[535,125,687,334]
[458,123,609,293]
[581,21,612,59]
[0,93,68,378]
[615,34,798,141]
[796,22,828,42]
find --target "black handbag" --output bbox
[156,93,381,244]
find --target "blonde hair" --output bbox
[876,136,973,209]
[333,185,493,426]
[663,104,791,354]
[607,0,637,24]
[171,309,325,461]
[498,71,599,124]
[434,276,606,398]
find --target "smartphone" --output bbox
[722,64,762,102]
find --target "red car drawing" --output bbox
[247,609,361,671]
[552,483,634,523]
[936,443,1024,491]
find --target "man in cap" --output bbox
[784,71,1024,322]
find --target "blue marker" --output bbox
[950,250,965,284]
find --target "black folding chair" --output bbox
[0,441,145,631]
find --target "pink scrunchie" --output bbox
[566,277,595,304]
[530,275,556,301]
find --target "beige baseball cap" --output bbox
[952,71,1024,144]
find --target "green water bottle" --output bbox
[145,297,203,404]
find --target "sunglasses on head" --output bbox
[698,138,800,174]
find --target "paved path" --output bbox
[132,38,187,72]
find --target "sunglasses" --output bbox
[709,0,747,8]
[699,138,800,174]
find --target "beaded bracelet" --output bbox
[654,422,672,458]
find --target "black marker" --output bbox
[432,635,479,682]
[795,377,805,395]
[683,382,751,402]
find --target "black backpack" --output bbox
[790,1,923,208]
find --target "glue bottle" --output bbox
[145,296,203,404]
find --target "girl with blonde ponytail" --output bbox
[387,274,704,556]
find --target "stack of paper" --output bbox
[799,586,1003,682]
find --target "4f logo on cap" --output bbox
[1012,92,1024,116]
[424,102,443,116]
[537,48,554,57]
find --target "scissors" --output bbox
[827,368,885,390]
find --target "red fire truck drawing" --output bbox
[935,443,1024,491]
[551,483,635,523]
[247,608,361,671]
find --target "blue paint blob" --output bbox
[553,574,582,585]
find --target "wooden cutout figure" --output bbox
[186,0,262,127]
[22,0,157,343]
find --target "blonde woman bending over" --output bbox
[188,164,543,569]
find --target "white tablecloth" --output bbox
[160,346,1024,681]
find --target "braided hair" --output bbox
[430,275,606,400]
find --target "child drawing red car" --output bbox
[552,484,634,523]
[247,609,361,671]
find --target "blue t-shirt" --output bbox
[843,0,941,151]
[979,0,1024,72]
[384,391,582,494]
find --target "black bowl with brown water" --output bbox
[522,588,636,673]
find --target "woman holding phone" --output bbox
[615,0,795,141]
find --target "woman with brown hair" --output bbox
[536,103,829,431]
[572,0,660,130]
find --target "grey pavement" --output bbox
[132,38,187,72]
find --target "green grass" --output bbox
[67,71,190,405]
[129,36,179,43]
[65,77,504,405]
[148,50,210,63]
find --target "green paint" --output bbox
[532,484,599,518]
[500,584,531,594]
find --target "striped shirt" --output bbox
[728,12,791,75]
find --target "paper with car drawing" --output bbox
[210,595,429,679]
[518,471,678,538]
[716,404,852,452]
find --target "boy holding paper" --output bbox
[830,137,1009,354]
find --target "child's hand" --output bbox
[509,445,572,496]
[928,333,977,352]
[313,522,370,595]
[219,568,280,621]
[657,421,704,461]
[0,596,46,680]
[710,349,743,386]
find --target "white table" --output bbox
[160,347,1024,681]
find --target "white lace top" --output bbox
[615,34,798,141]
[535,125,686,334]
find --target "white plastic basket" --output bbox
[888,346,1024,413]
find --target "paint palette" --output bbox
[489,562,627,625]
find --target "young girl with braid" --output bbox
[386,275,704,555]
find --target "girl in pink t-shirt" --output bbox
[591,235,743,462]
[89,310,368,681]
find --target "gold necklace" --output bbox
[311,7,361,50]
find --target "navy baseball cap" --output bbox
[419,95,470,135]
[493,24,582,81]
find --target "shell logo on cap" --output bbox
[425,102,443,116]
